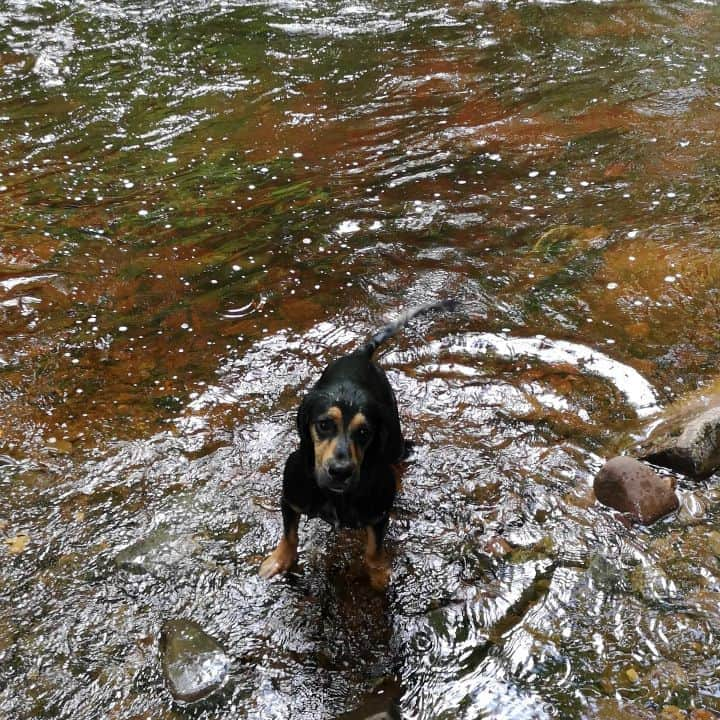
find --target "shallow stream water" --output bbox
[3,1,720,718]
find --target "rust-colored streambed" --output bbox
[2,1,720,718]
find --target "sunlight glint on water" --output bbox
[2,1,720,718]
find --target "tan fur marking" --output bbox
[259,526,299,578]
[348,412,368,465]
[326,406,342,423]
[365,525,380,560]
[311,406,343,471]
[348,412,368,432]
[311,426,338,468]
[365,526,390,591]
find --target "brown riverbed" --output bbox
[2,1,720,718]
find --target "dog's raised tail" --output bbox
[362,298,457,357]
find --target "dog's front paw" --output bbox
[259,538,297,579]
[365,553,391,592]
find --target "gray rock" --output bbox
[639,406,720,477]
[594,456,678,525]
[587,553,627,593]
[160,619,230,703]
[115,526,199,577]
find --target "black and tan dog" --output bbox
[260,299,454,589]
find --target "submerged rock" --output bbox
[659,707,687,720]
[589,697,654,719]
[587,553,627,593]
[532,223,606,258]
[594,456,678,524]
[114,526,199,577]
[336,678,402,720]
[160,619,230,703]
[639,406,720,478]
[646,660,688,693]
[676,491,707,525]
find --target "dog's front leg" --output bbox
[365,519,391,591]
[259,498,300,579]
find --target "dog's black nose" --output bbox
[328,461,354,482]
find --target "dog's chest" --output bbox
[314,494,375,530]
[318,499,343,529]
[316,496,357,529]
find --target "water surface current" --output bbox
[2,1,720,718]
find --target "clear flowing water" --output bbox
[2,1,720,718]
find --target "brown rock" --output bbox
[594,456,678,524]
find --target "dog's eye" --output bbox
[315,418,335,435]
[356,426,372,443]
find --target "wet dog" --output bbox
[260,300,454,589]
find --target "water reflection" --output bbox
[3,0,720,718]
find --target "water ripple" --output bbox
[385,332,660,418]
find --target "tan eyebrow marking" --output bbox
[322,406,342,424]
[348,412,368,432]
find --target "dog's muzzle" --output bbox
[317,460,357,494]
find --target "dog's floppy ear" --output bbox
[296,392,317,472]
[372,401,404,465]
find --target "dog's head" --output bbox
[297,387,391,494]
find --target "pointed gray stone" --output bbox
[160,619,230,703]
